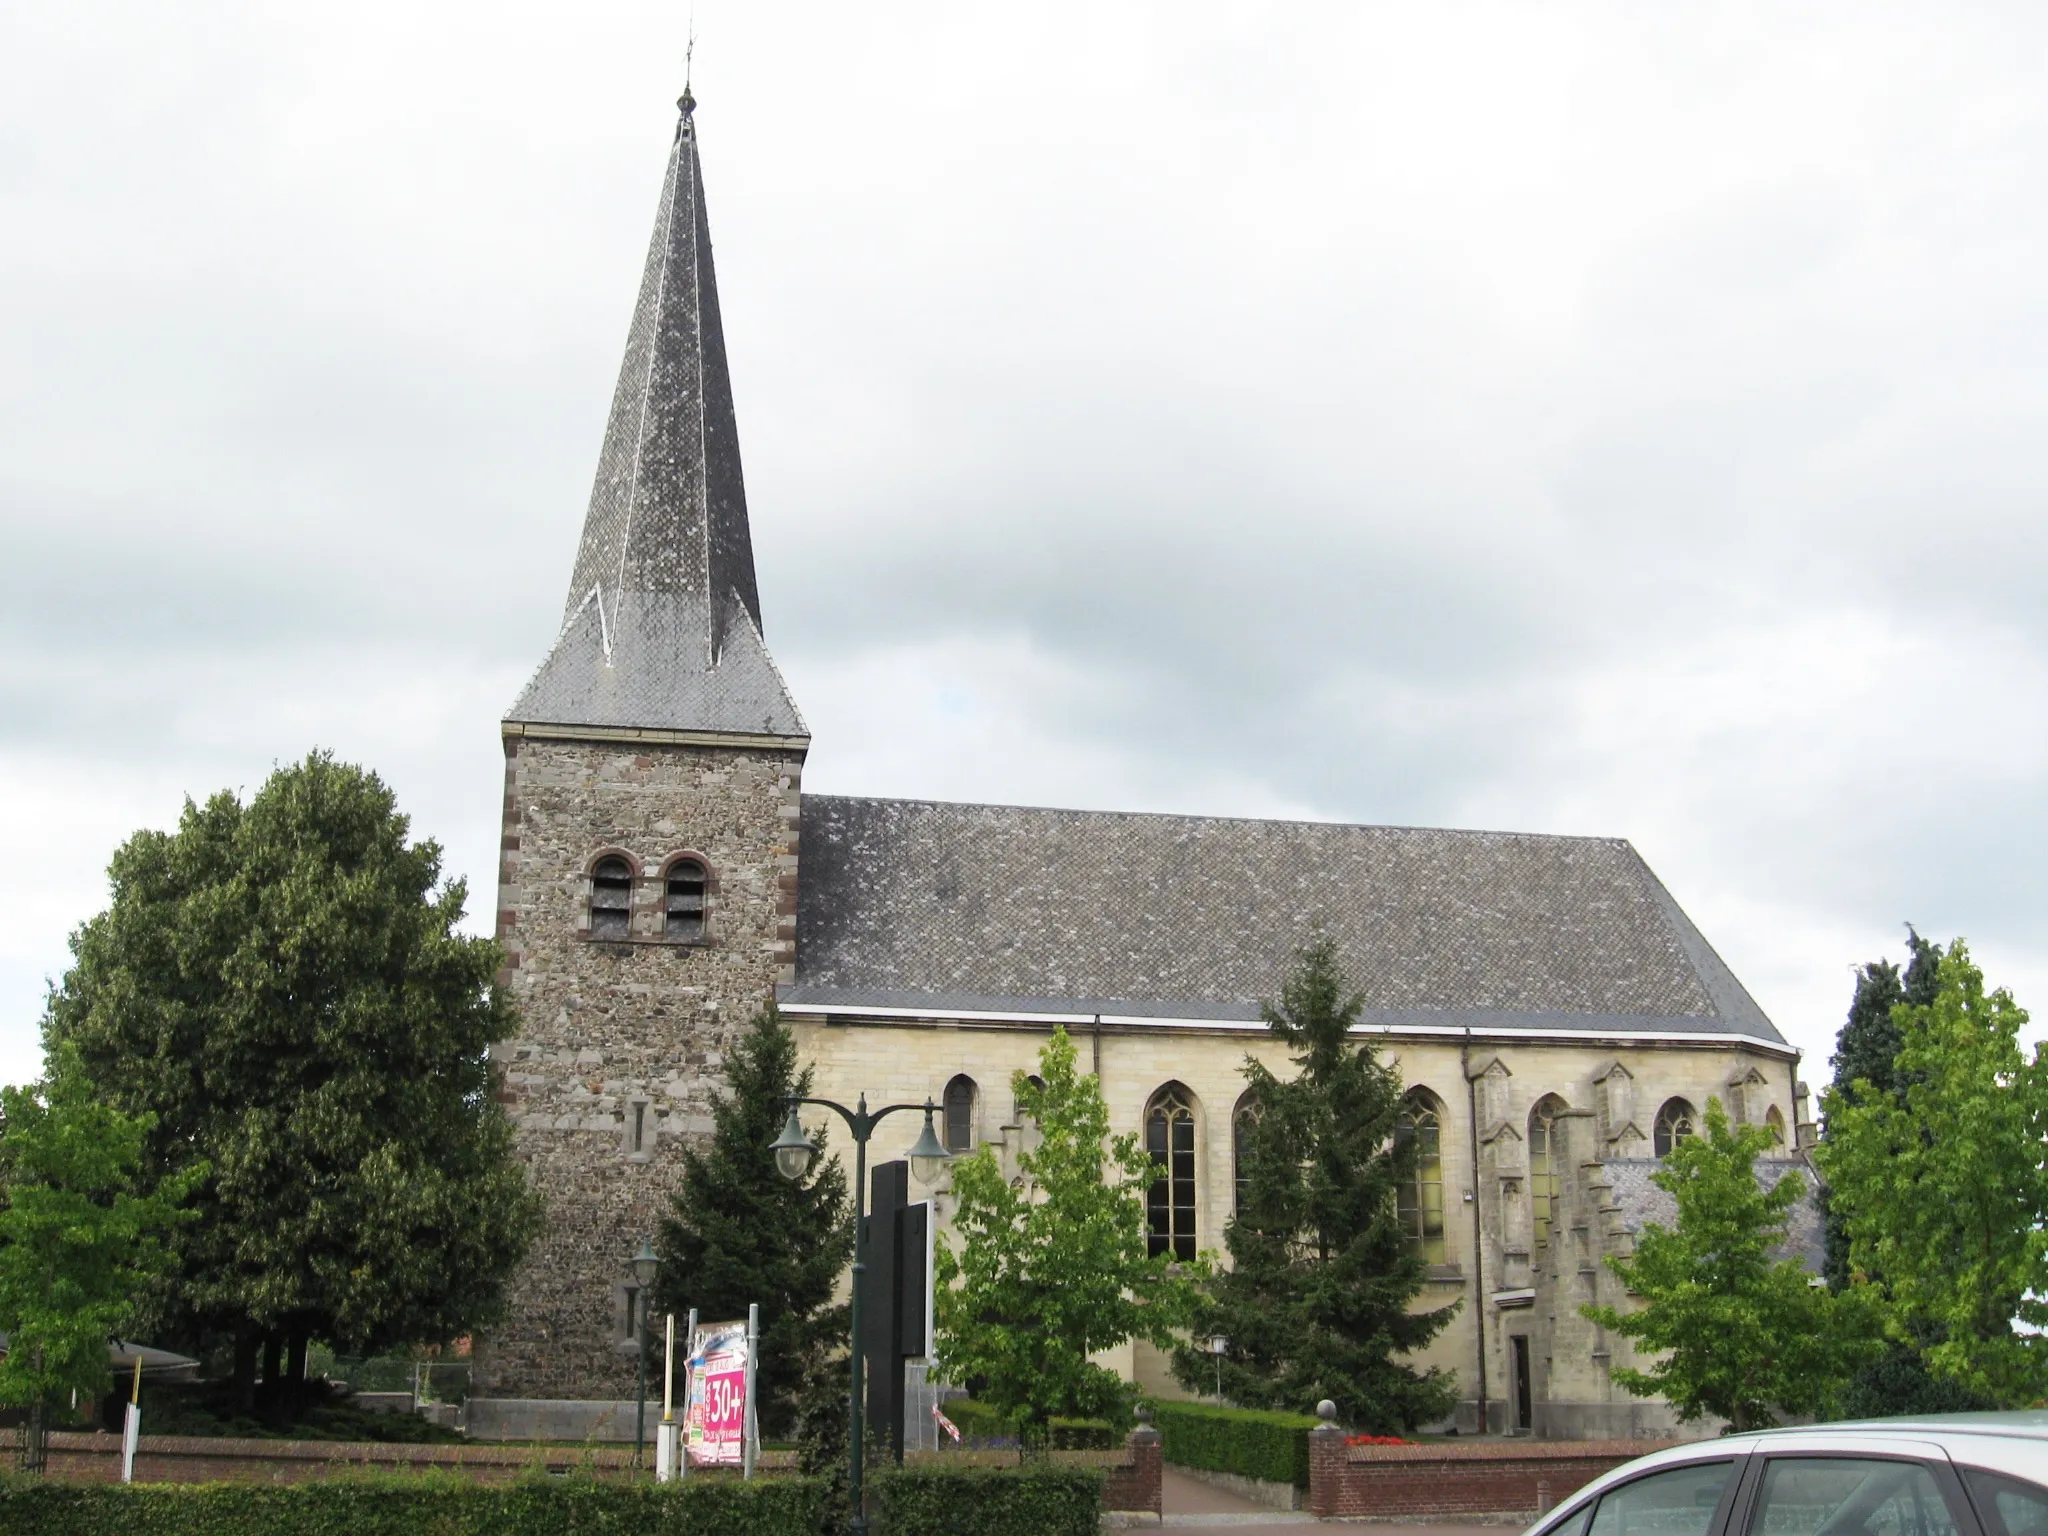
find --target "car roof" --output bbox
[1745,1411,2048,1444]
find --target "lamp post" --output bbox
[630,1237,660,1468]
[1208,1334,1230,1402]
[771,1094,951,1536]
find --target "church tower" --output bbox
[475,92,807,1412]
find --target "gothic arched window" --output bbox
[1146,1084,1198,1261]
[1764,1105,1787,1147]
[1654,1098,1697,1158]
[1013,1074,1044,1124]
[1231,1090,1262,1213]
[663,857,707,939]
[589,855,632,939]
[1529,1095,1567,1249]
[943,1075,977,1152]
[1396,1092,1447,1265]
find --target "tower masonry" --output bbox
[475,91,807,1407]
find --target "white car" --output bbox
[1523,1415,2046,1536]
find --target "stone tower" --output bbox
[474,92,807,1410]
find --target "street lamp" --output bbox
[630,1236,660,1468]
[1208,1334,1230,1402]
[773,1094,950,1536]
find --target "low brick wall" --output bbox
[44,1431,797,1485]
[1308,1429,1674,1520]
[1100,1424,1162,1516]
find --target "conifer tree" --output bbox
[652,1003,851,1438]
[1172,936,1458,1433]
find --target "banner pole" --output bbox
[121,1352,143,1484]
[680,1308,697,1482]
[744,1303,759,1480]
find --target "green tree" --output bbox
[43,751,543,1411]
[1583,1098,1881,1432]
[1817,942,2048,1407]
[0,1050,200,1467]
[935,1025,1203,1437]
[1821,929,1941,1288]
[1174,936,1458,1433]
[652,1003,851,1438]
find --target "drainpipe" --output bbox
[1091,1013,1103,1078]
[1463,1030,1489,1435]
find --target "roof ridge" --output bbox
[802,791,1632,848]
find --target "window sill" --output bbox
[1424,1264,1466,1284]
[579,932,720,949]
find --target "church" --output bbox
[469,93,1822,1442]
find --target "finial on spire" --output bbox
[678,14,696,118]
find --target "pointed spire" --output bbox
[508,94,805,742]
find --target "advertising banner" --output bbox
[684,1319,751,1466]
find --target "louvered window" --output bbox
[665,859,706,939]
[589,856,632,938]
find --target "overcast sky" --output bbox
[4,2,2046,1090]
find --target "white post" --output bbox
[656,1312,679,1483]
[120,1354,143,1483]
[743,1303,759,1480]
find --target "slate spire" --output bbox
[507,94,805,740]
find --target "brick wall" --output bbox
[1100,1424,1162,1515]
[1307,1427,1671,1519]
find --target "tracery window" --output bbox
[1764,1105,1786,1146]
[589,855,633,939]
[1529,1095,1567,1249]
[663,857,707,939]
[1653,1098,1697,1158]
[1146,1084,1198,1261]
[943,1075,977,1153]
[1396,1092,1447,1265]
[1231,1090,1262,1213]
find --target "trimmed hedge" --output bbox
[0,1476,827,1535]
[872,1464,1103,1536]
[940,1399,1116,1449]
[1145,1400,1321,1489]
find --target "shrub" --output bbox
[940,1399,1116,1448]
[1145,1400,1321,1488]
[871,1464,1103,1536]
[0,1475,827,1535]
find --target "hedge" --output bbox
[1144,1400,1321,1488]
[939,1399,1117,1448]
[0,1476,828,1535]
[871,1464,1103,1536]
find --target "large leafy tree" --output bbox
[1817,941,2048,1408]
[0,1050,200,1467]
[652,1003,851,1438]
[1174,936,1458,1433]
[43,751,543,1408]
[936,1025,1203,1437]
[1583,1098,1881,1432]
[1820,932,1993,1415]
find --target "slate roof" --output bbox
[508,95,804,740]
[1606,1158,1825,1271]
[781,796,1787,1046]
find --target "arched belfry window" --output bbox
[1396,1092,1447,1265]
[1146,1084,1198,1261]
[1529,1095,1567,1249]
[664,857,707,939]
[589,856,632,939]
[1654,1098,1697,1158]
[943,1075,977,1153]
[1764,1105,1786,1146]
[1231,1090,1262,1212]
